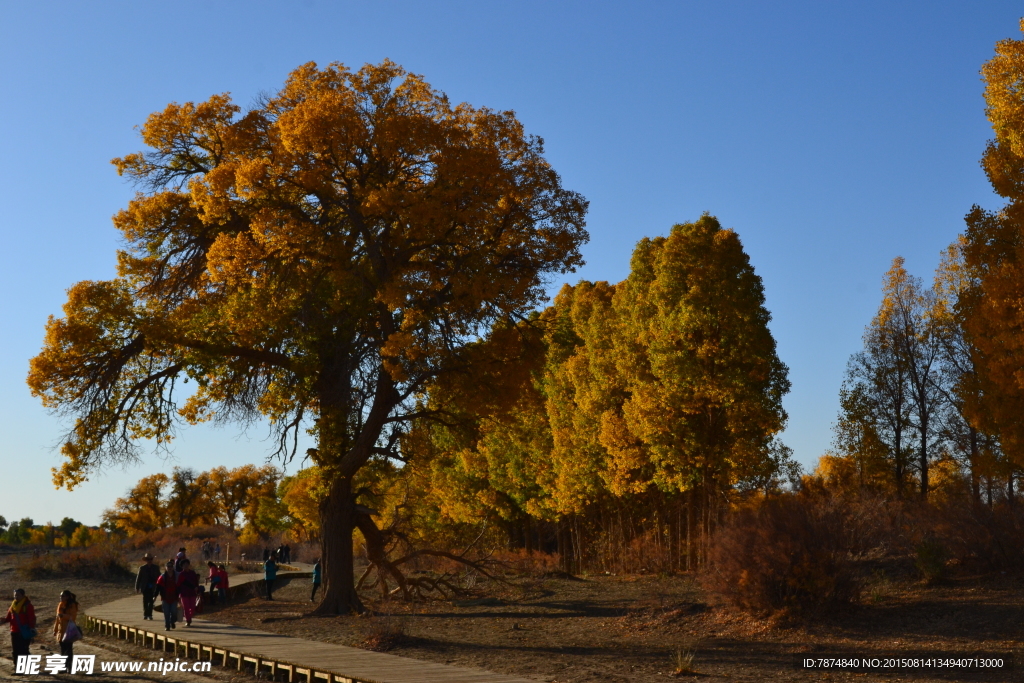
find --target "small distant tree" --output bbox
[3,519,34,546]
[58,517,82,541]
[28,524,56,547]
[103,473,170,534]
[208,464,279,531]
[71,525,94,547]
[165,467,216,527]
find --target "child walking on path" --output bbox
[217,564,229,602]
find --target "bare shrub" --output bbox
[930,498,1024,572]
[359,610,408,651]
[705,493,859,616]
[489,548,562,576]
[17,545,133,582]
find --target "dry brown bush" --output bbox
[929,497,1024,573]
[705,493,859,616]
[17,545,133,582]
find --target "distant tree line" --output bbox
[101,464,322,545]
[0,515,105,547]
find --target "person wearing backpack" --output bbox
[2,588,37,664]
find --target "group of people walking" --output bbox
[3,587,82,670]
[135,548,230,631]
[199,540,221,562]
[4,544,323,666]
[262,544,291,564]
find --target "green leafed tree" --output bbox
[612,215,791,509]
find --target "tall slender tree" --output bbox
[961,19,1024,468]
[842,318,913,496]
[931,238,1003,502]
[875,258,943,499]
[612,215,790,535]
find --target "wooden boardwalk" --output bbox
[85,568,538,683]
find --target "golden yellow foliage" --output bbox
[28,60,587,613]
[961,19,1024,466]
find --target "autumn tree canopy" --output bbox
[961,19,1024,466]
[28,60,588,613]
[406,216,794,571]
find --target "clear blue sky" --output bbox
[0,1,1017,526]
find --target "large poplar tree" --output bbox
[612,215,790,499]
[962,19,1024,466]
[28,61,588,613]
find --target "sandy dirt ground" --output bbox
[2,550,1023,682]
[202,570,1024,683]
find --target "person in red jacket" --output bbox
[177,559,199,626]
[155,560,179,631]
[1,588,37,663]
[216,564,229,603]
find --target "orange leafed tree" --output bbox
[207,464,279,531]
[102,473,171,534]
[27,60,588,613]
[961,19,1024,467]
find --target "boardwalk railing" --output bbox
[85,615,358,683]
[83,567,536,683]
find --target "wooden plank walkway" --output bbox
[85,567,538,683]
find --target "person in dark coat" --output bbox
[311,558,322,602]
[263,556,278,600]
[135,553,160,620]
[177,559,200,626]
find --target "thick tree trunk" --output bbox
[314,475,365,614]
